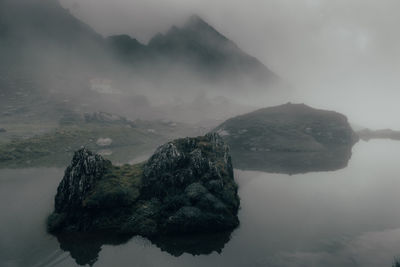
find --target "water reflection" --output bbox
[231,146,353,174]
[55,232,132,266]
[150,231,233,257]
[3,141,400,267]
[55,230,234,266]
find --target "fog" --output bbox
[2,2,400,265]
[59,0,400,129]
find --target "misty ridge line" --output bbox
[0,0,292,125]
[1,0,400,130]
[0,0,278,83]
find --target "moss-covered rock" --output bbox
[47,133,239,237]
[47,149,143,233]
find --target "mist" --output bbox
[58,0,400,129]
[3,2,400,266]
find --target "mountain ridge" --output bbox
[108,14,278,83]
[0,0,286,125]
[0,0,281,88]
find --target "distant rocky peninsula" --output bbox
[47,133,240,237]
[357,128,400,141]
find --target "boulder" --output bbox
[125,132,239,235]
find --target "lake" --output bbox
[1,140,400,267]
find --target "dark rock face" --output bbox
[48,133,239,238]
[54,148,110,214]
[134,132,239,235]
[214,103,359,174]
[48,148,112,232]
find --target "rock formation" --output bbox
[214,103,359,174]
[47,133,239,237]
[137,132,239,235]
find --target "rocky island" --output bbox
[47,133,240,238]
[214,103,359,174]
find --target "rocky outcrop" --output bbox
[54,148,111,214]
[215,103,359,153]
[214,103,359,174]
[134,132,239,235]
[47,133,239,237]
[48,148,113,232]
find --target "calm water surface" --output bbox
[1,140,400,267]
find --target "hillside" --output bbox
[214,103,359,174]
[0,0,280,88]
[0,0,284,126]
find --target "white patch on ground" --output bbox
[128,154,151,165]
[238,129,248,134]
[217,129,230,136]
[90,78,120,94]
[96,137,113,147]
[97,149,113,156]
[147,129,156,133]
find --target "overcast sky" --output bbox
[60,0,400,129]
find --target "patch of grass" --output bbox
[83,163,144,209]
[0,124,167,168]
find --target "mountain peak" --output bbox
[148,14,229,50]
[183,15,221,36]
[185,15,208,27]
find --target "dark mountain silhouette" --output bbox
[0,0,101,44]
[108,15,280,85]
[0,0,285,124]
[0,0,109,78]
[1,0,280,87]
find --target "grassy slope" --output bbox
[0,121,200,168]
[215,103,357,153]
[83,163,144,210]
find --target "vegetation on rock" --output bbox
[0,114,199,168]
[215,103,359,153]
[213,103,359,174]
[47,133,240,238]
